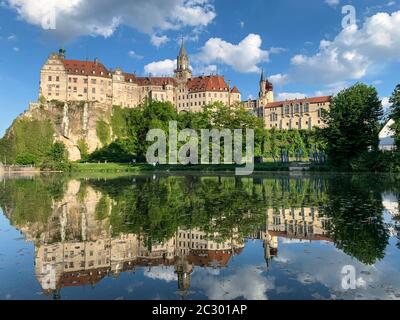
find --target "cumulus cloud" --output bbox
[196,34,269,73]
[144,59,176,76]
[194,64,218,75]
[192,266,274,300]
[268,73,288,86]
[285,10,400,86]
[144,267,178,282]
[151,34,170,47]
[4,0,216,40]
[276,92,307,101]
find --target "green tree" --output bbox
[41,142,70,171]
[321,83,383,168]
[389,84,400,149]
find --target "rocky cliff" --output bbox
[8,101,114,161]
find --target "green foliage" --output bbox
[96,120,111,146]
[320,83,384,168]
[89,138,137,163]
[90,100,321,164]
[110,106,129,139]
[389,84,400,149]
[41,142,70,171]
[95,195,110,220]
[0,119,54,164]
[322,175,389,265]
[0,176,68,237]
[39,95,47,104]
[77,139,89,161]
[349,151,400,173]
[261,128,319,161]
[15,153,38,165]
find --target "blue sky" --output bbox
[0,0,400,136]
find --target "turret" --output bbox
[259,70,274,105]
[58,48,66,60]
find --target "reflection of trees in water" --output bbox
[321,175,389,265]
[0,174,396,264]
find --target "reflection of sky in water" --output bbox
[1,177,400,300]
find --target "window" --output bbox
[91,79,97,84]
[56,76,60,82]
[48,76,52,81]
[304,104,310,113]
[92,88,96,94]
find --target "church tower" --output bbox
[175,39,192,81]
[258,70,274,106]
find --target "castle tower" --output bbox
[175,39,192,81]
[258,70,274,106]
[175,255,193,298]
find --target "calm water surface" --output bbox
[0,172,399,300]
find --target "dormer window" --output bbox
[101,72,104,75]
[92,70,96,75]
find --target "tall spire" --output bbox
[260,69,265,82]
[175,36,192,81]
[179,37,187,57]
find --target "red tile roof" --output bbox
[62,59,111,78]
[135,76,177,87]
[187,248,243,268]
[187,76,230,93]
[231,86,240,94]
[266,96,332,109]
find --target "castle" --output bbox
[39,42,331,130]
[39,42,241,113]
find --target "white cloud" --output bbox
[144,267,177,282]
[192,266,274,300]
[128,50,143,59]
[285,10,400,87]
[7,33,16,41]
[268,73,288,86]
[144,59,176,76]
[151,34,169,47]
[276,92,307,101]
[325,0,340,6]
[382,97,391,110]
[194,64,217,75]
[196,34,269,73]
[5,0,216,40]
[13,47,19,52]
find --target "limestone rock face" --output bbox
[23,101,113,161]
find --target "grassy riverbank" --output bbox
[71,162,291,173]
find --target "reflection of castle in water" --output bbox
[259,208,333,265]
[26,181,332,296]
